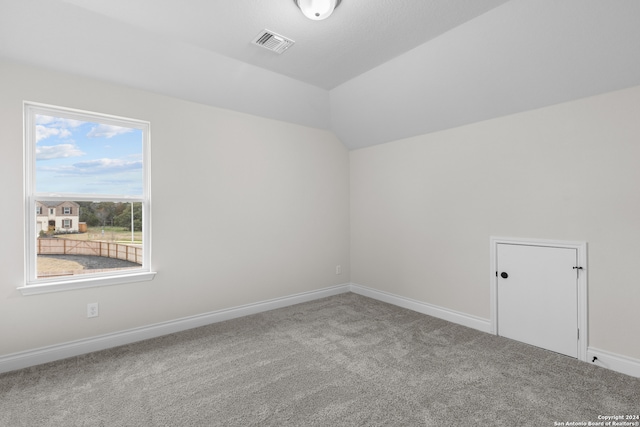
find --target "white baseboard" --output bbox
[0,284,350,374]
[349,284,640,379]
[4,283,638,379]
[588,347,640,378]
[349,283,492,333]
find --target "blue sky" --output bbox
[35,114,143,196]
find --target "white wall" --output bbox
[350,85,640,361]
[0,61,350,356]
[3,58,640,368]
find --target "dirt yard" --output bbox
[37,256,84,274]
[37,254,140,276]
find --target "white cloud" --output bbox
[36,144,85,160]
[74,158,142,173]
[36,115,85,128]
[35,115,85,142]
[35,115,56,125]
[40,158,142,175]
[87,124,134,139]
[35,125,72,142]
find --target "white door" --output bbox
[497,243,578,358]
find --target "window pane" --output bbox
[35,114,143,196]
[25,103,151,290]
[36,201,143,279]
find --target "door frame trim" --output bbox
[490,236,588,361]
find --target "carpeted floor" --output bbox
[1,293,638,426]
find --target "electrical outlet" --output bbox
[87,303,99,318]
[336,265,342,275]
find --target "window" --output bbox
[21,102,155,294]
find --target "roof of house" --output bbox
[37,201,80,208]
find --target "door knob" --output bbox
[500,272,508,279]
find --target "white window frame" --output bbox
[20,102,155,295]
[63,206,71,215]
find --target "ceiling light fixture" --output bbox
[293,0,342,21]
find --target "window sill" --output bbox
[18,271,157,296]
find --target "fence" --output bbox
[37,238,142,265]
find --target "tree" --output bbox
[93,202,117,227]
[77,201,141,230]
[113,202,142,231]
[78,201,100,226]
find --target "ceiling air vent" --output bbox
[251,30,295,54]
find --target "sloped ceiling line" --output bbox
[1,0,640,149]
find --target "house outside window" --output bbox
[21,102,155,294]
[36,201,80,234]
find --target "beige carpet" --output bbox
[1,293,638,426]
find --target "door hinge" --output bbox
[572,266,583,278]
[577,329,580,340]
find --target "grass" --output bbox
[54,226,142,243]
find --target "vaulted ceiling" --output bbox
[1,0,640,149]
